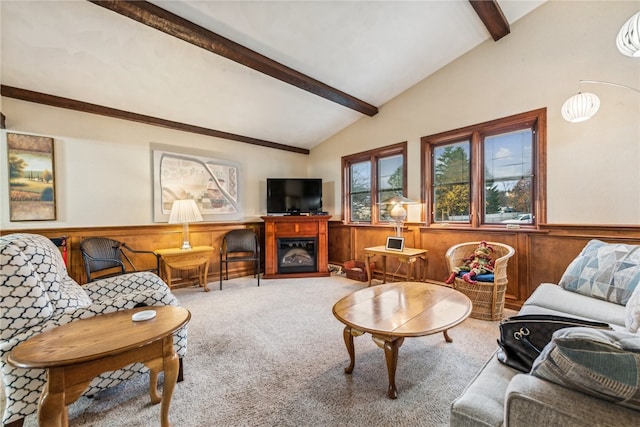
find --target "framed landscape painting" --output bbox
[7,133,56,221]
[151,144,242,222]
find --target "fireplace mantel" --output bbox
[261,215,331,279]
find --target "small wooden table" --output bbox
[364,246,428,286]
[7,306,191,427]
[155,246,214,291]
[332,282,471,399]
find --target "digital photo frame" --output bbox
[385,236,405,251]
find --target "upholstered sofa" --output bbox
[0,233,188,427]
[451,239,640,426]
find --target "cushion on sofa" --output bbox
[506,374,640,427]
[531,327,640,411]
[523,283,626,328]
[625,284,640,333]
[558,239,640,306]
[450,352,520,426]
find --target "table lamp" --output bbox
[169,199,203,250]
[382,195,415,237]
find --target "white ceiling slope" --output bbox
[1,0,546,151]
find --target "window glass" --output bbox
[378,154,403,221]
[433,141,470,222]
[350,161,371,222]
[484,129,533,224]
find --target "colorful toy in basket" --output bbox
[445,240,495,284]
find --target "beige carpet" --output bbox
[24,276,514,427]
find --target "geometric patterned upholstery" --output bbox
[0,233,188,426]
[531,327,640,411]
[559,239,640,306]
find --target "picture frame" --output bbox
[151,143,242,222]
[385,236,405,251]
[7,133,56,221]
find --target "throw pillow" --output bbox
[559,239,640,305]
[626,284,640,333]
[531,327,640,411]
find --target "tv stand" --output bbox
[261,215,331,279]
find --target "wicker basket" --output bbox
[446,242,514,321]
[343,260,375,282]
[453,277,506,321]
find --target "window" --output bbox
[421,108,546,227]
[342,142,407,224]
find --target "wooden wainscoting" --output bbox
[6,221,640,308]
[1,222,264,286]
[328,222,640,310]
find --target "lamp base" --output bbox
[181,223,192,250]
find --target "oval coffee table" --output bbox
[332,281,472,398]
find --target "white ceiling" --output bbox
[1,0,546,151]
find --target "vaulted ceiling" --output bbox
[1,1,546,153]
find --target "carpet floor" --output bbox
[24,276,513,427]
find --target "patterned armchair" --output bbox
[0,233,188,427]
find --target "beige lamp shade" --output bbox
[382,195,415,237]
[169,199,203,224]
[169,199,203,250]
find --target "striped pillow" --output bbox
[531,327,640,410]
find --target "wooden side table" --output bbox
[7,306,191,427]
[363,246,428,287]
[155,246,214,291]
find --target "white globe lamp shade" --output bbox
[561,92,600,123]
[617,11,640,57]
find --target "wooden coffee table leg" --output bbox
[383,337,404,399]
[443,329,453,343]
[342,326,356,374]
[39,368,65,427]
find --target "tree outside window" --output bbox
[433,143,470,222]
[422,108,546,228]
[342,142,407,224]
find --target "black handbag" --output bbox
[496,314,611,372]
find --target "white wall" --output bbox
[0,99,309,229]
[310,1,640,225]
[2,1,639,230]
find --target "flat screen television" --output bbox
[267,178,323,215]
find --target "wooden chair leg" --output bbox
[178,357,184,383]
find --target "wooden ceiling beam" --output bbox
[1,85,309,155]
[469,0,510,41]
[89,0,378,117]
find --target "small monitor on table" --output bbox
[385,236,405,251]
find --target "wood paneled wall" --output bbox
[327,222,640,310]
[5,221,640,310]
[1,222,264,286]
